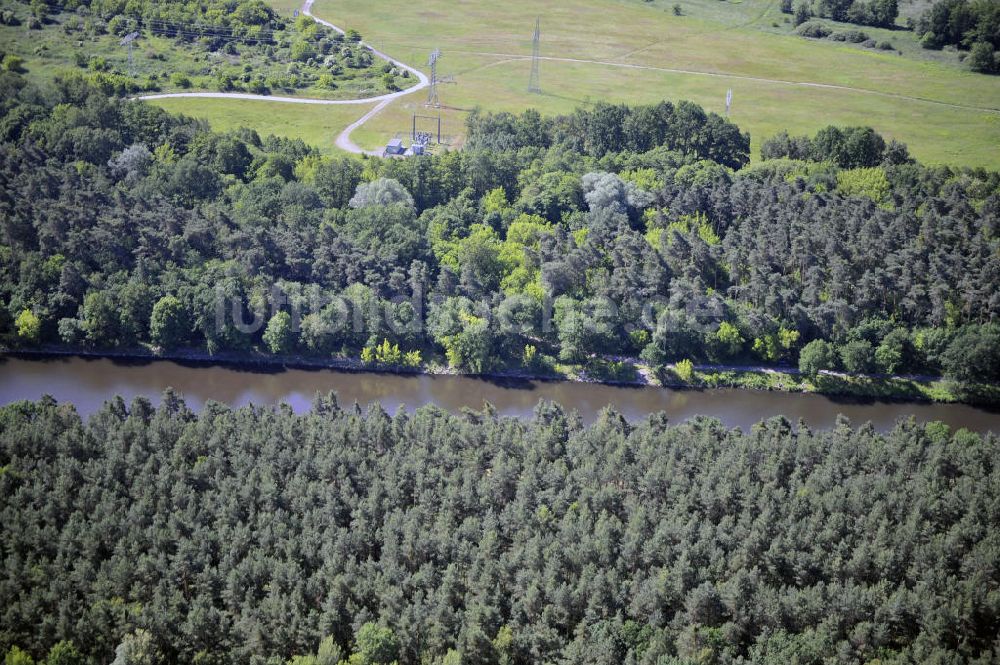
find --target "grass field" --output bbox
[146,97,377,154]
[11,0,994,167]
[309,0,1000,167]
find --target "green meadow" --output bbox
[314,0,1000,167]
[147,97,377,154]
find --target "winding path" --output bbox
[137,0,430,154]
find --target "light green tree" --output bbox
[674,358,694,382]
[111,629,158,665]
[352,623,398,665]
[798,339,837,378]
[5,645,35,665]
[15,309,40,344]
[149,296,188,350]
[45,642,85,665]
[711,321,745,360]
[316,636,344,665]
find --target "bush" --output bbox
[795,21,830,38]
[586,358,638,383]
[0,9,21,26]
[290,40,316,62]
[216,73,236,91]
[2,54,25,72]
[247,78,269,94]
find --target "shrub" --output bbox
[0,10,21,26]
[586,358,638,383]
[290,40,316,62]
[2,54,24,72]
[795,21,830,38]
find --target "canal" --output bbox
[3,355,998,432]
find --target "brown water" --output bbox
[1,355,998,433]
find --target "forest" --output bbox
[781,0,899,30]
[1,394,999,664]
[1,69,999,391]
[914,0,1000,73]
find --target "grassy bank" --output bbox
[654,366,1000,406]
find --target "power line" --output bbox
[120,31,139,76]
[528,17,541,94]
[427,47,441,107]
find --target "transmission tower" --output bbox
[528,18,541,94]
[427,48,441,107]
[120,31,140,77]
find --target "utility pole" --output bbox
[528,17,541,94]
[120,31,140,77]
[427,48,441,107]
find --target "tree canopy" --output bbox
[0,395,998,664]
[0,71,997,391]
